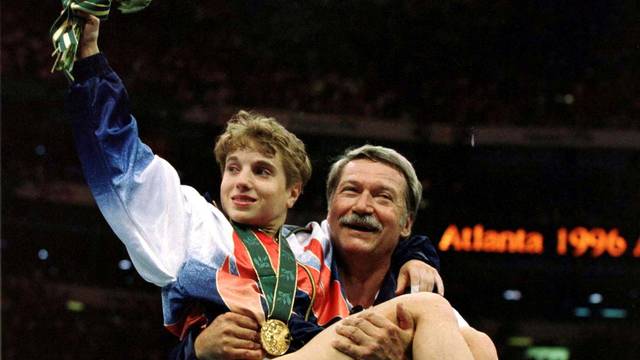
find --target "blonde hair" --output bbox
[214,111,312,188]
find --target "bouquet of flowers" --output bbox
[50,0,153,81]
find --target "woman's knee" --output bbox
[396,292,456,321]
[400,292,452,307]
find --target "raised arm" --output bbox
[66,15,233,286]
[77,13,100,59]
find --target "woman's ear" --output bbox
[286,182,302,208]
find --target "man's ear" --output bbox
[400,214,414,238]
[286,182,302,208]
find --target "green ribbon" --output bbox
[233,224,298,322]
[49,0,153,82]
[118,0,153,13]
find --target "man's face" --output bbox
[220,148,300,232]
[327,159,413,260]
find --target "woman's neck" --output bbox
[233,221,281,239]
[257,225,279,238]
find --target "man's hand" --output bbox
[77,13,100,59]
[395,259,444,296]
[194,312,263,360]
[331,304,414,360]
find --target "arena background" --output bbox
[2,1,639,359]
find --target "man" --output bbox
[187,146,497,360]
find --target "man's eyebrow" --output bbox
[339,180,397,193]
[339,179,360,187]
[376,184,400,195]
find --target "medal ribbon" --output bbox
[49,0,153,82]
[233,224,297,323]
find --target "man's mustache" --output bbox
[338,213,383,232]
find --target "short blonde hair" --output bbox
[214,111,312,188]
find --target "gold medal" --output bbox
[234,226,296,357]
[260,319,291,356]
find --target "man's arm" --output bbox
[392,235,444,295]
[332,304,414,360]
[392,234,440,273]
[330,235,444,360]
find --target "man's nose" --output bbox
[352,192,374,214]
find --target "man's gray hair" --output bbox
[326,145,423,222]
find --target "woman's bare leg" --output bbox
[460,327,498,360]
[398,293,474,360]
[280,293,474,360]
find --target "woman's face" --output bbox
[220,148,300,234]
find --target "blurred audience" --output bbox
[3,1,639,128]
